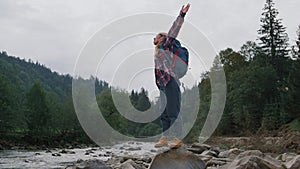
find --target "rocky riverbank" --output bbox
[0,141,299,168]
[64,142,300,169]
[1,130,299,168]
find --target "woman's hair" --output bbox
[154,32,167,59]
[157,32,167,45]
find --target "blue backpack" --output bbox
[170,39,189,79]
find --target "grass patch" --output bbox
[287,119,300,130]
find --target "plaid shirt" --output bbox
[155,12,185,88]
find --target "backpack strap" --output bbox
[172,49,181,68]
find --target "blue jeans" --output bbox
[159,77,183,138]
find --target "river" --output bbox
[0,142,158,169]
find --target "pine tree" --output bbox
[292,25,300,59]
[0,75,13,133]
[258,0,289,69]
[25,81,50,134]
[136,88,151,111]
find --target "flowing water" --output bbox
[0,142,158,169]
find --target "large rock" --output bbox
[218,148,243,159]
[187,143,211,154]
[65,159,111,169]
[276,152,297,162]
[285,155,300,169]
[222,150,285,169]
[149,147,206,169]
[117,159,143,169]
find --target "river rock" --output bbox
[117,159,144,169]
[218,148,243,159]
[285,155,300,169]
[45,149,52,153]
[276,152,297,162]
[52,153,61,156]
[187,143,211,154]
[60,149,76,154]
[149,147,206,169]
[65,159,111,169]
[126,147,142,151]
[222,150,285,169]
[201,150,218,157]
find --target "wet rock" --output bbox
[222,150,285,169]
[127,147,142,151]
[285,155,300,169]
[77,159,84,163]
[192,143,211,149]
[52,153,61,156]
[45,149,52,153]
[206,158,227,167]
[118,159,143,169]
[99,153,110,157]
[141,157,152,163]
[86,149,95,154]
[201,150,218,157]
[276,152,297,162]
[218,148,243,159]
[60,149,76,154]
[150,147,206,169]
[150,149,157,153]
[195,154,213,163]
[187,143,211,154]
[66,159,111,169]
[106,151,112,155]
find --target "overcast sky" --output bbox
[1,0,299,79]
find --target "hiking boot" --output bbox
[169,138,183,149]
[155,136,168,147]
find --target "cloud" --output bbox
[0,0,299,77]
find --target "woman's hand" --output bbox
[181,3,190,14]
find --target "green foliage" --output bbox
[287,119,300,130]
[0,74,14,133]
[291,25,300,59]
[0,52,108,142]
[258,0,290,80]
[97,88,161,138]
[25,81,51,134]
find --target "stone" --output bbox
[52,153,61,157]
[60,149,75,154]
[150,149,157,153]
[218,148,242,159]
[222,150,285,169]
[191,143,212,149]
[118,159,144,169]
[285,155,300,169]
[45,150,52,153]
[77,159,84,163]
[126,147,142,151]
[68,159,111,169]
[206,158,227,167]
[188,143,211,154]
[141,157,152,163]
[276,152,297,162]
[201,150,218,157]
[149,147,206,169]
